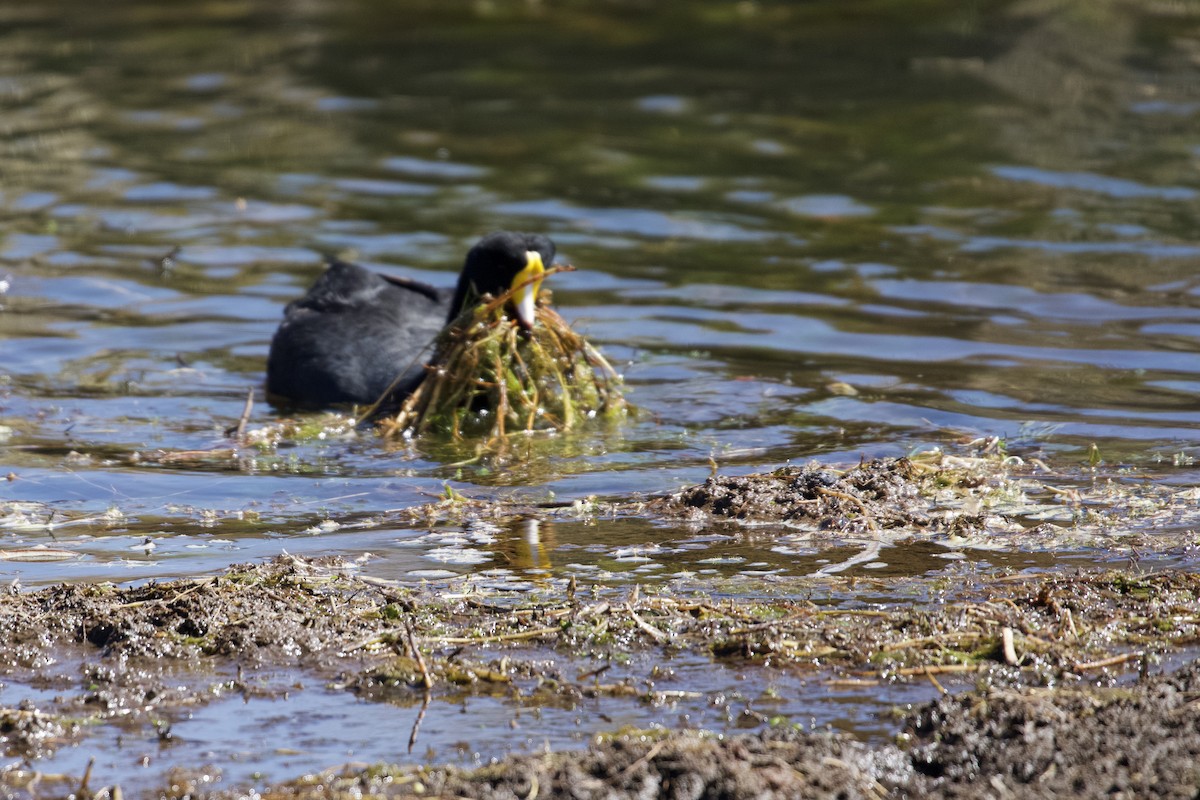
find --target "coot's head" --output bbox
[448,231,556,330]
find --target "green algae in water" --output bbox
[380,296,627,446]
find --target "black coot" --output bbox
[266,231,555,406]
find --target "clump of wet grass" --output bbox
[377,276,627,445]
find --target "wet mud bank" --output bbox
[215,661,1200,800]
[3,455,1200,798]
[1,558,1198,798]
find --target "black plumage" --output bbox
[266,231,555,407]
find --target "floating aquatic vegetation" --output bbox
[378,272,627,445]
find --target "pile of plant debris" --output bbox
[661,458,932,528]
[653,454,1025,536]
[377,279,626,445]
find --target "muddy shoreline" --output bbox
[3,455,1200,798]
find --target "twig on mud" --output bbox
[728,612,813,635]
[894,663,988,677]
[991,597,1028,624]
[1168,697,1200,718]
[685,601,767,624]
[171,577,220,598]
[881,631,982,652]
[775,642,841,659]
[957,604,1006,624]
[113,577,218,610]
[816,487,878,530]
[618,739,668,781]
[404,620,433,691]
[1060,607,1080,640]
[813,609,892,619]
[626,603,669,643]
[577,664,612,682]
[340,633,386,655]
[1073,651,1144,672]
[424,626,562,645]
[226,388,254,440]
[577,602,611,620]
[408,692,430,754]
[1043,484,1083,504]
[1002,627,1019,666]
[79,758,94,796]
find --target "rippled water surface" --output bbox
[4,1,1200,578]
[2,0,1200,790]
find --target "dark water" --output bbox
[1,0,1200,790]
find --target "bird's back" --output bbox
[267,260,450,406]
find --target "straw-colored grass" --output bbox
[377,276,626,445]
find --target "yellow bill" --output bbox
[510,250,545,329]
